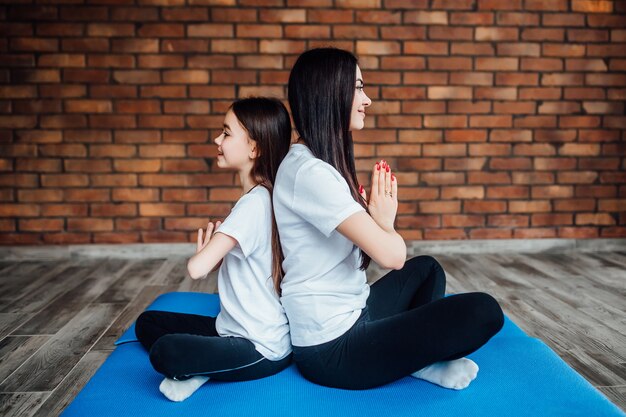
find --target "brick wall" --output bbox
[1,0,625,244]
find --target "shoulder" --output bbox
[238,186,270,210]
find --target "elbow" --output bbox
[378,254,406,271]
[187,258,203,280]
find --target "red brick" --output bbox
[356,41,400,55]
[558,144,601,156]
[512,172,555,184]
[474,87,516,100]
[87,23,135,37]
[309,9,354,23]
[475,27,519,41]
[17,189,63,202]
[112,39,159,53]
[91,174,138,187]
[116,218,160,230]
[445,130,487,142]
[377,115,422,128]
[41,204,88,217]
[598,199,626,212]
[428,86,472,99]
[496,12,539,26]
[468,144,510,156]
[575,185,617,198]
[486,186,529,199]
[284,25,330,39]
[162,7,209,21]
[475,57,518,71]
[39,54,85,67]
[40,176,87,193]
[468,172,511,184]
[533,157,575,171]
[90,203,136,217]
[65,159,111,173]
[441,186,485,200]
[19,219,64,232]
[421,172,465,185]
[542,73,584,86]
[567,58,609,72]
[558,171,599,184]
[424,229,467,240]
[65,188,111,202]
[0,203,41,217]
[488,215,529,227]
[334,24,378,39]
[469,115,513,128]
[356,11,399,24]
[113,159,161,172]
[10,38,58,52]
[395,158,441,172]
[67,218,113,232]
[236,55,283,69]
[404,11,448,25]
[509,200,551,213]
[37,23,83,37]
[65,130,112,143]
[424,116,468,128]
[138,203,185,217]
[93,233,142,244]
[450,42,495,56]
[429,57,472,70]
[137,115,183,129]
[428,26,473,40]
[161,188,207,202]
[490,157,531,171]
[64,69,110,83]
[450,12,494,25]
[465,201,507,213]
[575,213,616,226]
[396,130,441,144]
[112,188,159,203]
[521,58,563,71]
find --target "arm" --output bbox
[187,221,237,279]
[336,161,406,270]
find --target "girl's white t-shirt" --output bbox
[273,144,370,347]
[215,186,291,361]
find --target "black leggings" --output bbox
[135,311,291,381]
[292,255,504,390]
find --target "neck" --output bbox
[239,170,257,194]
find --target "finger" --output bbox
[377,160,386,197]
[391,173,398,201]
[359,184,367,202]
[205,222,214,244]
[213,221,222,235]
[371,162,379,197]
[385,165,391,197]
[197,228,203,249]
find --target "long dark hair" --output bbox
[230,97,292,295]
[288,48,371,270]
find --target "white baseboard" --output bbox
[1,238,625,260]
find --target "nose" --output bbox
[213,133,222,145]
[363,93,372,107]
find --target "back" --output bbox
[273,144,369,347]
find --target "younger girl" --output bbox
[135,97,292,402]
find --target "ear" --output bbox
[249,145,259,159]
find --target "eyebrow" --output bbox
[223,123,230,130]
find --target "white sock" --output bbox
[411,358,479,390]
[159,376,209,402]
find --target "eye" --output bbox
[222,130,229,137]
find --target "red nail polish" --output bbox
[392,174,396,181]
[386,166,390,172]
[376,163,380,170]
[359,185,364,193]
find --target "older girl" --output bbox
[273,48,504,390]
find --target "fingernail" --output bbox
[376,163,380,170]
[359,185,364,194]
[386,166,390,172]
[392,174,396,181]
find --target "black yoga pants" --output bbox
[135,311,291,381]
[292,255,504,390]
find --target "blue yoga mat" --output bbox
[62,292,624,417]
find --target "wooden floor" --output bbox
[0,251,624,416]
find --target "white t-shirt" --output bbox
[273,144,370,347]
[215,186,291,361]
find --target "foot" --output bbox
[411,358,479,390]
[159,376,209,402]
